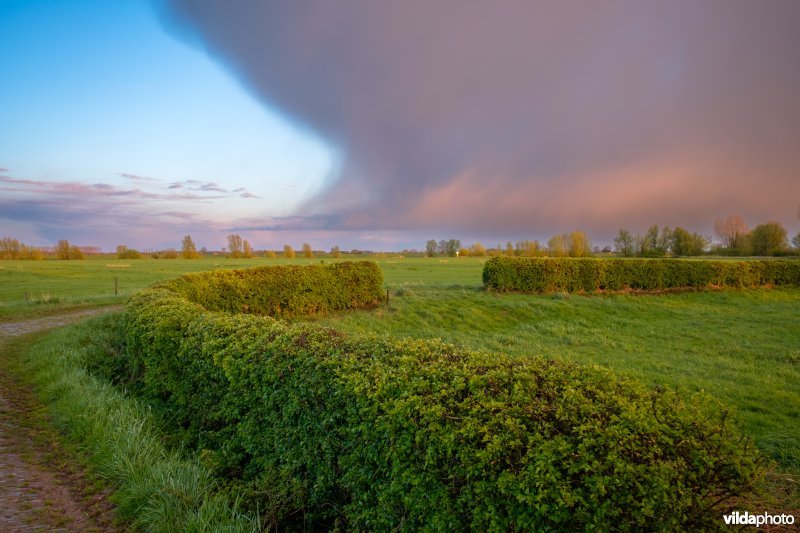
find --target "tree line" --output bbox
[614,216,798,257]
[3,214,798,261]
[426,231,593,258]
[0,238,84,260]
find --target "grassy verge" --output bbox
[6,312,257,532]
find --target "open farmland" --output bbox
[2,256,799,526]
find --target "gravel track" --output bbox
[0,308,122,531]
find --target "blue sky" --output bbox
[1,0,335,250]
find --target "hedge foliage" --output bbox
[157,260,384,316]
[121,261,766,530]
[483,256,800,293]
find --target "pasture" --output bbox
[2,255,799,515]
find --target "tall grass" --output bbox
[15,312,257,532]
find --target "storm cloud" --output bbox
[159,1,800,238]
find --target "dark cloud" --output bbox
[160,0,800,237]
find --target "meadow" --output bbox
[2,255,798,518]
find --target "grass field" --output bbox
[2,255,798,506]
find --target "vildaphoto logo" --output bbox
[723,511,795,528]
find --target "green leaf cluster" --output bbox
[121,261,766,529]
[483,257,800,293]
[156,260,384,316]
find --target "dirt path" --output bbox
[0,307,123,532]
[0,307,121,338]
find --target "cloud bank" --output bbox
[159,0,800,238]
[0,170,259,248]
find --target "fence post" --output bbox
[115,277,118,296]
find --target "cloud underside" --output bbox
[160,0,800,234]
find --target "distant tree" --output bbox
[1,237,22,260]
[227,234,243,258]
[425,240,437,257]
[116,245,141,259]
[634,233,647,257]
[302,243,313,258]
[56,239,71,260]
[792,232,800,250]
[265,250,277,258]
[505,241,515,256]
[568,231,591,257]
[547,234,567,257]
[469,242,486,257]
[749,221,788,256]
[714,215,748,250]
[641,225,669,257]
[437,240,447,256]
[68,245,84,260]
[181,235,199,259]
[671,227,709,256]
[243,239,254,258]
[445,239,461,257]
[283,244,295,258]
[160,248,179,259]
[331,245,341,258]
[515,240,540,257]
[614,229,635,257]
[658,226,672,255]
[27,246,43,260]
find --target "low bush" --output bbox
[157,260,384,316]
[121,261,767,530]
[483,257,800,293]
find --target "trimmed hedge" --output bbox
[157,260,384,316]
[122,262,766,530]
[483,257,800,293]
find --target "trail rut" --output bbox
[0,307,122,532]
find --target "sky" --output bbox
[2,0,800,252]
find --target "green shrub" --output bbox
[157,260,383,316]
[121,261,767,530]
[483,257,800,293]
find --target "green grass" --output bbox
[0,256,343,320]
[7,314,257,532]
[0,255,479,321]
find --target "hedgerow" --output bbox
[120,261,766,530]
[483,257,800,293]
[157,260,384,316]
